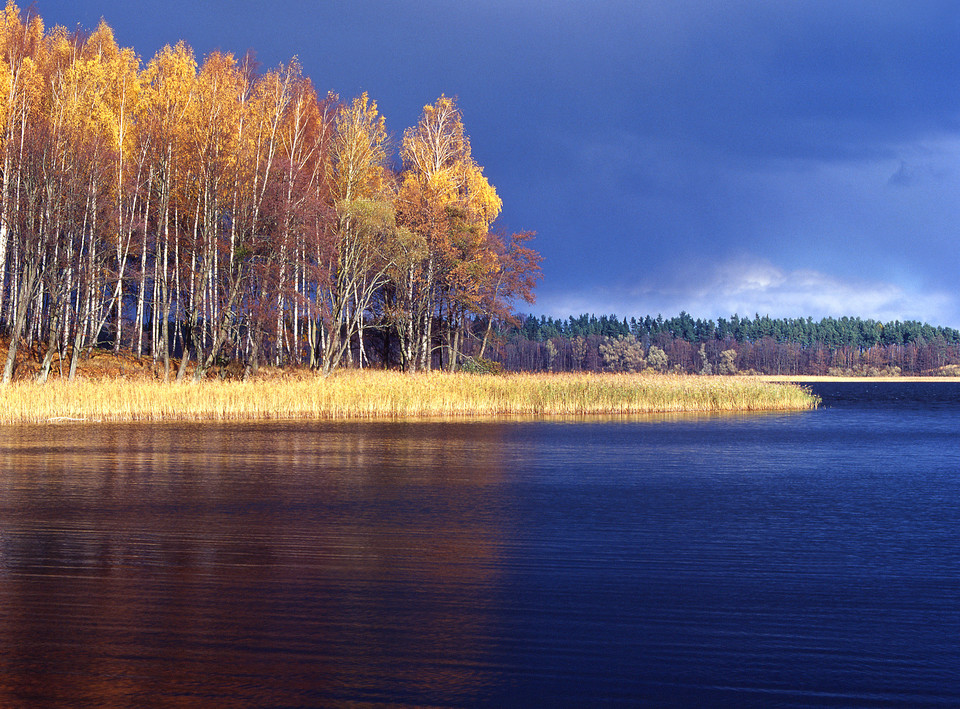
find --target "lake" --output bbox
[0,382,958,706]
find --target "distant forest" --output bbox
[480,312,960,376]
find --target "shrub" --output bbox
[459,356,503,374]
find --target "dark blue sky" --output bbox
[35,0,960,326]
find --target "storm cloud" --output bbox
[40,0,960,325]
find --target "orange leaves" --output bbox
[81,19,119,64]
[0,2,540,373]
[142,41,198,114]
[397,95,506,304]
[331,92,388,204]
[0,1,42,68]
[400,95,501,226]
[190,50,244,172]
[141,41,198,168]
[58,32,140,152]
[463,165,502,226]
[390,95,523,369]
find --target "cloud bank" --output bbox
[538,256,957,327]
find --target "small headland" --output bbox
[0,344,818,424]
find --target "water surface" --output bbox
[0,382,958,706]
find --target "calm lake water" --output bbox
[0,382,958,707]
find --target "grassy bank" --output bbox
[0,372,817,424]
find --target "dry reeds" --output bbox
[0,371,818,424]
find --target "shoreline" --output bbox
[756,375,960,383]
[0,372,818,425]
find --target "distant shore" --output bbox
[0,372,818,424]
[756,375,960,383]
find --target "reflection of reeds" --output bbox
[0,372,818,424]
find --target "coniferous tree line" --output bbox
[0,3,540,382]
[491,312,960,376]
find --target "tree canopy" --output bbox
[0,3,540,381]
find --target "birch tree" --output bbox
[395,95,502,371]
[140,41,196,379]
[319,92,395,374]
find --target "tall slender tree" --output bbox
[395,95,502,371]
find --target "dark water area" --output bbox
[1,383,959,706]
[810,380,960,410]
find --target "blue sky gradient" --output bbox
[34,0,960,326]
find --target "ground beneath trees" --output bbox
[3,337,960,383]
[0,337,301,382]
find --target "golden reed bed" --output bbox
[0,371,818,424]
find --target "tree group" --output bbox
[0,3,540,382]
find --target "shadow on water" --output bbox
[807,380,960,410]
